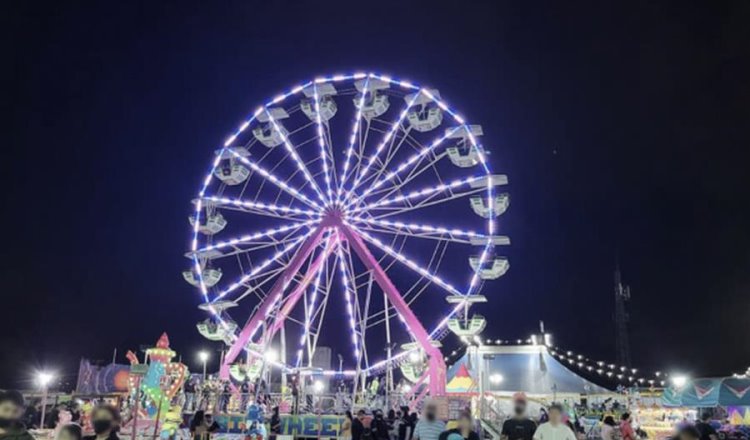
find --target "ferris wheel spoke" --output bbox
[202,232,315,262]
[267,235,336,341]
[363,186,485,220]
[227,148,322,210]
[212,229,315,302]
[364,242,447,329]
[357,149,448,210]
[350,128,413,205]
[343,92,423,205]
[295,239,330,367]
[305,253,336,366]
[335,236,362,362]
[348,126,463,208]
[191,220,319,259]
[263,109,328,207]
[311,85,335,204]
[233,264,290,303]
[201,196,319,220]
[337,76,371,203]
[354,175,487,214]
[347,217,494,245]
[346,222,464,298]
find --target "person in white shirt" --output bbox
[600,416,617,440]
[532,404,576,440]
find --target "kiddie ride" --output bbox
[121,333,188,439]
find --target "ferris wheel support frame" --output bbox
[220,222,329,380]
[338,221,446,395]
[219,211,446,396]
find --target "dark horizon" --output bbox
[3,1,749,390]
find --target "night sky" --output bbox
[3,1,749,389]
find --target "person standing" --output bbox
[398,407,413,440]
[240,381,250,412]
[372,411,390,440]
[599,416,616,440]
[413,401,445,440]
[620,413,635,440]
[0,391,34,440]
[438,412,479,440]
[189,410,208,440]
[695,413,719,440]
[501,393,537,440]
[341,411,354,440]
[291,375,300,415]
[352,410,367,440]
[532,404,575,440]
[82,405,121,440]
[270,407,281,440]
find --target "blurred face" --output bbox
[424,405,437,421]
[458,416,472,431]
[513,401,527,417]
[92,409,116,435]
[0,401,22,426]
[58,427,80,440]
[678,431,698,440]
[358,411,366,420]
[549,409,562,424]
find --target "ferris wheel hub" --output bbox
[321,207,346,227]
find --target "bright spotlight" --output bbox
[198,351,209,362]
[489,373,504,384]
[37,372,54,387]
[265,349,278,362]
[408,351,420,363]
[313,380,324,393]
[671,375,688,388]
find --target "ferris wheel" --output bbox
[185,72,510,397]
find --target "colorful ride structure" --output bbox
[124,333,188,438]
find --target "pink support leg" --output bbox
[220,223,329,380]
[339,224,446,395]
[268,238,336,336]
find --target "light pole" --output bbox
[37,372,54,429]
[198,351,209,380]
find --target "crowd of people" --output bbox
[338,400,467,440]
[0,386,734,440]
[0,390,123,440]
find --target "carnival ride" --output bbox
[123,333,188,438]
[185,72,510,402]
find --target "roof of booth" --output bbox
[446,344,612,395]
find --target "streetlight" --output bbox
[671,375,688,388]
[198,351,209,380]
[37,371,54,429]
